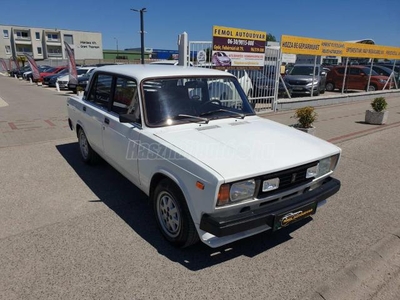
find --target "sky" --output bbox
[1,0,399,51]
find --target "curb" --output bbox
[305,231,400,300]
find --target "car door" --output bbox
[81,73,114,155]
[102,75,141,185]
[348,67,364,90]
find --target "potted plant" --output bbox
[291,106,318,135]
[76,86,84,96]
[365,97,388,125]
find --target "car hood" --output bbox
[153,116,340,181]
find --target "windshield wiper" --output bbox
[177,114,209,124]
[199,109,245,119]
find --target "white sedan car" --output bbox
[56,66,96,89]
[67,65,341,248]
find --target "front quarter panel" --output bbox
[138,133,222,225]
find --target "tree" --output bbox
[266,33,276,42]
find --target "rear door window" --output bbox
[87,74,113,109]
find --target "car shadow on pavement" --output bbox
[57,142,312,271]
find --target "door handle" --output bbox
[104,118,110,125]
[83,106,86,112]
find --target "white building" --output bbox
[0,24,103,60]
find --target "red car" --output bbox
[37,65,67,82]
[325,66,392,92]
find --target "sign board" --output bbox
[197,50,206,64]
[281,35,400,60]
[212,25,266,69]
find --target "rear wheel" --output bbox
[153,179,199,248]
[325,82,335,91]
[78,128,98,164]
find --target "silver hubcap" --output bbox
[79,131,89,160]
[157,191,180,238]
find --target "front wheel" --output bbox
[325,82,335,91]
[367,84,376,92]
[153,179,199,248]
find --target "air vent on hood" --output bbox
[196,125,220,131]
[229,121,250,126]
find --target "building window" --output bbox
[3,29,9,38]
[47,33,59,41]
[5,45,11,54]
[37,47,42,55]
[35,32,40,40]
[16,45,32,54]
[16,31,29,39]
[64,34,73,45]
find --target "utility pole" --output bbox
[131,8,146,64]
[114,37,119,58]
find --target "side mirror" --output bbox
[119,113,139,124]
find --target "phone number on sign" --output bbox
[227,39,255,46]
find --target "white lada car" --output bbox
[67,65,341,248]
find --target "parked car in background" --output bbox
[67,68,97,92]
[325,66,392,92]
[56,66,97,89]
[283,64,326,96]
[246,69,292,98]
[9,65,30,78]
[36,65,67,82]
[24,65,52,80]
[211,52,231,67]
[44,68,69,86]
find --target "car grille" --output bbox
[256,161,318,199]
[288,80,309,85]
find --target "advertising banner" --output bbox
[24,53,40,80]
[0,59,8,71]
[281,35,400,60]
[64,42,78,85]
[212,25,266,69]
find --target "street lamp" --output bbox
[131,7,146,64]
[114,37,119,58]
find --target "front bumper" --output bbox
[200,177,340,237]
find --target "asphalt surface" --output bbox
[0,74,400,300]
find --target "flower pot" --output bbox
[77,91,84,96]
[365,110,388,125]
[291,125,316,135]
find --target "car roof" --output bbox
[94,64,234,81]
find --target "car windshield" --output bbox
[289,66,319,76]
[362,67,379,76]
[142,76,254,127]
[77,69,89,75]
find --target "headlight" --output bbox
[306,81,319,86]
[307,154,340,179]
[379,79,387,83]
[217,179,256,206]
[230,179,256,202]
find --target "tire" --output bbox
[325,82,334,91]
[78,128,98,164]
[367,84,376,92]
[153,179,199,248]
[320,85,325,94]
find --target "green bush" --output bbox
[293,106,317,128]
[371,97,387,112]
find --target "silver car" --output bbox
[284,64,327,96]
